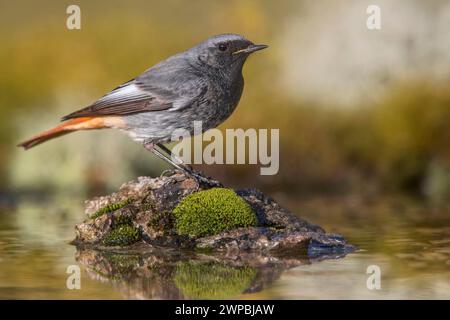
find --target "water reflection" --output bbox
[75,247,348,299]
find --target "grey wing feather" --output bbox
[61,80,172,120]
[62,54,208,120]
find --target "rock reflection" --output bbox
[75,247,348,299]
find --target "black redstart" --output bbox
[18,34,267,181]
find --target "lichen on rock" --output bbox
[173,188,257,237]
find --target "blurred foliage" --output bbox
[0,0,449,204]
[224,81,450,200]
[371,84,450,190]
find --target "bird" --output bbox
[18,34,268,182]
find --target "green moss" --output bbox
[95,198,140,246]
[142,200,156,212]
[90,198,133,219]
[174,261,257,300]
[114,214,132,226]
[173,188,257,237]
[101,224,140,246]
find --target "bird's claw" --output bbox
[189,171,223,188]
[159,167,222,189]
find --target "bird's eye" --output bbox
[218,43,228,51]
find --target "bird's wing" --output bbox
[61,56,208,121]
[61,80,173,120]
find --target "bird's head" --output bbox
[190,34,268,73]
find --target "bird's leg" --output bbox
[155,143,222,187]
[156,143,193,171]
[142,140,221,187]
[143,140,195,188]
[143,141,187,173]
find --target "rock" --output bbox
[72,171,355,258]
[72,171,354,298]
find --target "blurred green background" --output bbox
[0,0,449,203]
[1,0,449,204]
[0,0,450,300]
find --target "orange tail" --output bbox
[17,116,124,150]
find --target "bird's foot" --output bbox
[160,168,222,189]
[189,170,223,188]
[160,169,180,178]
[159,169,189,188]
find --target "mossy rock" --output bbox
[102,225,140,246]
[174,261,257,299]
[147,210,174,233]
[90,198,134,219]
[173,188,257,237]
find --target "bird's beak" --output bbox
[233,44,268,55]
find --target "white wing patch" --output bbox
[170,96,193,111]
[95,83,151,107]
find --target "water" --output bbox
[0,193,449,299]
